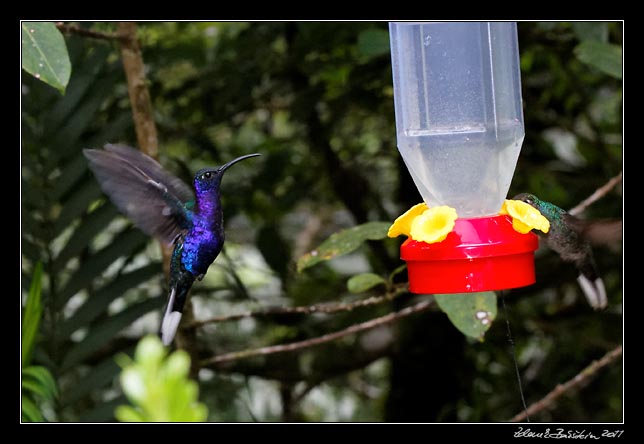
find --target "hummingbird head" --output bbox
[513,193,540,209]
[194,153,261,193]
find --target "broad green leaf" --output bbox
[22,262,43,367]
[60,296,162,372]
[21,22,71,94]
[59,264,160,337]
[347,273,386,293]
[435,292,497,340]
[574,41,622,79]
[22,365,58,401]
[357,28,390,58]
[297,221,390,272]
[22,395,45,422]
[571,22,608,43]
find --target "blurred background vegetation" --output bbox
[21,21,622,422]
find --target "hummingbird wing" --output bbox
[84,144,195,246]
[563,214,623,248]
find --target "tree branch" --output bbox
[56,22,123,41]
[569,171,622,216]
[188,284,407,328]
[117,22,159,159]
[509,345,622,422]
[201,298,433,368]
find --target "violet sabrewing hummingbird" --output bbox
[513,192,622,310]
[83,144,260,345]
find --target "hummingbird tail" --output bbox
[160,287,185,346]
[577,274,608,310]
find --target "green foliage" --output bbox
[22,262,43,367]
[574,41,622,79]
[115,336,208,422]
[297,222,390,272]
[21,22,71,93]
[435,292,497,340]
[347,273,386,293]
[22,263,58,422]
[357,28,391,58]
[22,32,161,421]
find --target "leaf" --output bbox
[22,395,45,422]
[435,292,497,340]
[43,44,111,131]
[347,273,386,293]
[115,405,146,422]
[56,228,149,309]
[59,264,160,337]
[21,22,71,94]
[51,180,101,237]
[115,335,208,422]
[571,22,608,43]
[22,365,58,401]
[60,296,163,372]
[574,41,622,79]
[51,203,120,273]
[357,28,390,58]
[22,262,43,367]
[297,221,390,272]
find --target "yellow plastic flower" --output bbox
[410,206,458,244]
[500,200,550,234]
[387,202,429,238]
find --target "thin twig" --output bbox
[201,298,432,368]
[189,284,406,328]
[509,345,622,422]
[569,171,622,216]
[56,22,123,41]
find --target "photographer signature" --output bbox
[514,427,624,439]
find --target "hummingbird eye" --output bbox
[202,171,212,180]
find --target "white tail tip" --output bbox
[577,274,607,310]
[161,311,183,346]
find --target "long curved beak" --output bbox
[219,153,261,173]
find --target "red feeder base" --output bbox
[401,215,538,294]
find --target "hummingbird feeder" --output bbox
[388,22,538,293]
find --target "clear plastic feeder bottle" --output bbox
[389,22,538,293]
[389,22,524,217]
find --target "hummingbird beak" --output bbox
[219,153,261,174]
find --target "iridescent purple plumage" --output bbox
[84,145,260,345]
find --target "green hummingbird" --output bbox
[513,193,622,310]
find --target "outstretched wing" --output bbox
[84,144,195,246]
[563,214,622,248]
